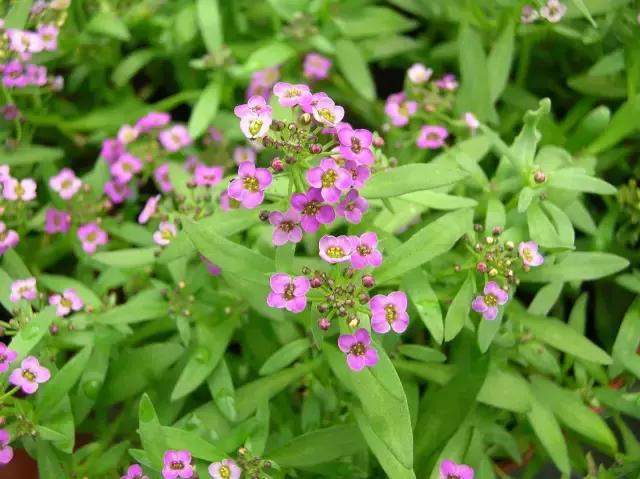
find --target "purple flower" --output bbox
[350,233,382,270]
[269,210,303,246]
[273,82,311,108]
[104,180,132,205]
[337,189,368,224]
[246,66,280,100]
[2,177,37,201]
[439,459,474,479]
[306,158,352,203]
[384,92,417,127]
[117,124,139,145]
[233,146,256,165]
[184,155,201,173]
[318,235,354,264]
[234,95,272,118]
[300,91,329,114]
[159,125,192,152]
[518,241,544,267]
[338,329,379,372]
[111,153,142,183]
[0,344,17,374]
[407,63,433,84]
[464,112,479,133]
[208,459,241,479]
[49,168,81,200]
[0,221,20,254]
[291,188,335,233]
[370,291,409,334]
[337,125,374,165]
[227,161,272,209]
[194,164,224,187]
[100,139,125,165]
[417,125,449,149]
[77,223,108,254]
[10,278,37,302]
[49,289,83,317]
[521,5,539,23]
[304,53,331,81]
[267,273,310,313]
[471,281,509,321]
[162,450,194,479]
[343,160,370,189]
[153,222,177,246]
[435,73,458,91]
[540,0,566,22]
[9,356,50,394]
[44,208,71,234]
[122,464,149,479]
[312,97,344,126]
[135,112,171,132]
[154,163,173,193]
[6,30,43,53]
[139,195,161,224]
[239,112,272,140]
[201,256,221,276]
[0,430,13,465]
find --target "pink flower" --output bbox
[273,82,311,108]
[2,177,37,201]
[77,223,108,254]
[269,210,303,246]
[10,278,37,302]
[0,104,19,121]
[135,112,171,132]
[208,459,241,479]
[471,281,509,321]
[464,112,479,133]
[350,232,382,270]
[0,165,10,181]
[343,160,370,189]
[49,288,83,317]
[193,164,224,187]
[435,73,458,91]
[0,344,17,374]
[201,256,221,276]
[9,356,50,394]
[6,30,43,53]
[122,464,149,479]
[266,273,310,313]
[207,127,224,143]
[337,125,374,165]
[290,188,335,233]
[540,0,566,22]
[518,241,544,267]
[234,95,272,118]
[233,146,256,165]
[439,460,474,479]
[0,430,13,465]
[162,450,193,479]
[306,157,352,202]
[111,153,142,183]
[370,291,409,334]
[117,124,138,145]
[521,5,539,23]
[100,139,125,165]
[153,222,177,246]
[44,208,71,234]
[25,64,46,86]
[338,329,379,372]
[0,221,19,254]
[303,53,331,81]
[49,168,81,200]
[407,63,432,84]
[312,97,344,126]
[384,93,417,127]
[154,163,173,193]
[246,66,280,100]
[104,180,132,204]
[336,189,368,224]
[300,91,329,114]
[219,191,240,211]
[227,162,272,209]
[417,125,449,149]
[318,235,354,264]
[159,125,192,152]
[239,112,272,140]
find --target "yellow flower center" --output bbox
[319,108,335,123]
[22,369,35,382]
[243,177,259,192]
[484,294,497,307]
[321,170,337,187]
[385,304,397,323]
[219,465,231,479]
[326,246,344,258]
[249,119,263,136]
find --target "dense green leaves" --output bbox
[335,39,376,101]
[521,252,629,282]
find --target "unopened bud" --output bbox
[348,316,360,328]
[49,324,59,335]
[505,240,515,250]
[476,262,487,273]
[285,155,296,164]
[373,136,384,147]
[362,275,375,288]
[300,113,311,125]
[317,303,328,313]
[310,277,323,288]
[488,268,498,277]
[473,223,483,232]
[259,210,270,222]
[271,158,284,172]
[453,264,461,272]
[492,226,503,236]
[534,171,546,184]
[310,143,322,154]
[318,317,331,330]
[358,292,370,304]
[485,236,494,245]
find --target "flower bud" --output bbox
[318,317,331,330]
[485,236,494,245]
[373,136,385,147]
[259,210,270,222]
[317,303,328,313]
[285,155,296,164]
[505,240,515,250]
[453,264,461,272]
[309,143,322,154]
[534,170,546,184]
[271,158,284,172]
[310,277,323,288]
[348,316,360,328]
[473,223,483,232]
[476,262,487,273]
[362,275,375,288]
[49,324,59,335]
[492,226,503,236]
[358,292,370,304]
[299,113,312,125]
[272,120,285,131]
[343,267,354,279]
[488,268,498,277]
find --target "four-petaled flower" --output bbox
[370,291,409,334]
[384,92,417,127]
[228,162,272,209]
[338,329,379,372]
[77,223,108,254]
[159,125,192,152]
[435,73,458,91]
[49,288,84,317]
[471,281,509,320]
[162,450,194,479]
[111,153,142,184]
[50,168,82,200]
[0,344,17,374]
[154,222,177,247]
[9,356,50,394]
[194,164,224,187]
[44,208,71,234]
[303,53,332,81]
[350,233,383,270]
[519,241,544,267]
[521,5,539,23]
[417,125,449,149]
[439,459,475,479]
[239,112,272,140]
[10,278,37,302]
[273,82,311,108]
[267,273,310,313]
[336,189,368,224]
[306,158,352,202]
[208,458,242,479]
[122,464,149,479]
[312,97,344,126]
[117,124,139,145]
[319,235,354,264]
[540,0,567,22]
[0,221,20,254]
[291,188,335,233]
[2,177,37,201]
[154,163,173,193]
[269,210,303,246]
[105,180,132,204]
[407,63,433,84]
[234,95,272,118]
[337,124,374,165]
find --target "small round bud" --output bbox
[473,223,483,232]
[318,317,331,330]
[262,136,272,147]
[271,158,284,172]
[485,236,494,245]
[310,277,323,288]
[488,268,498,277]
[317,303,329,313]
[187,180,197,189]
[474,243,483,252]
[49,324,59,335]
[309,143,322,154]
[505,240,515,250]
[287,123,297,132]
[348,316,360,328]
[346,284,355,294]
[238,447,248,456]
[299,113,312,125]
[285,155,296,164]
[453,264,461,272]
[362,275,375,288]
[388,157,398,167]
[358,292,370,304]
[373,136,385,147]
[343,267,354,279]
[337,307,347,317]
[534,171,546,184]
[476,262,487,273]
[492,226,503,236]
[259,210,270,222]
[301,266,311,275]
[178,281,186,289]
[273,120,285,131]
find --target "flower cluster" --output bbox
[521,0,567,23]
[147,451,243,479]
[0,165,39,254]
[267,233,410,372]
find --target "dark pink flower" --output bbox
[77,223,108,254]
[417,125,449,149]
[0,221,19,254]
[111,153,142,183]
[337,124,374,165]
[338,329,379,372]
[269,210,303,246]
[159,125,192,152]
[303,53,332,81]
[519,241,544,267]
[306,157,352,202]
[336,189,368,224]
[318,235,354,264]
[138,195,161,224]
[162,450,193,479]
[135,112,171,132]
[10,278,37,302]
[370,291,409,334]
[219,191,240,211]
[0,429,13,465]
[300,91,329,114]
[350,232,382,270]
[201,256,221,276]
[104,180,132,204]
[184,155,201,174]
[100,139,125,165]
[439,459,474,479]
[343,160,370,189]
[471,281,509,321]
[227,162,272,209]
[193,164,223,187]
[122,464,148,479]
[290,188,335,233]
[435,73,458,91]
[44,208,71,234]
[154,163,173,193]
[267,273,310,313]
[0,344,17,374]
[49,288,83,317]
[9,356,50,394]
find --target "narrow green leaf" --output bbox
[397,344,446,363]
[569,0,597,27]
[0,145,63,166]
[86,11,131,41]
[8,306,56,360]
[548,168,616,195]
[335,39,375,101]
[5,0,33,29]
[139,394,168,470]
[487,21,514,103]
[403,269,444,344]
[521,252,629,283]
[259,338,310,376]
[361,164,468,199]
[457,23,492,120]
[444,273,475,341]
[162,426,226,461]
[197,0,223,53]
[527,395,571,474]
[586,94,640,154]
[188,75,223,139]
[112,49,156,87]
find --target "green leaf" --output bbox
[612,298,640,377]
[487,21,514,103]
[139,394,168,470]
[188,75,223,139]
[527,202,573,249]
[91,248,157,268]
[457,23,492,121]
[96,289,167,325]
[259,338,310,376]
[528,281,564,316]
[477,364,531,413]
[586,94,640,154]
[4,0,33,29]
[268,424,366,468]
[8,306,56,360]
[37,346,93,417]
[334,7,417,39]
[171,316,236,400]
[527,395,571,474]
[197,0,223,53]
[208,360,236,421]
[162,426,226,461]
[485,198,505,233]
[361,164,468,199]
[335,39,376,101]
[86,11,131,41]
[444,273,475,341]
[112,49,156,87]
[244,41,295,71]
[0,145,63,166]
[398,344,446,363]
[569,0,597,27]
[516,314,611,364]
[512,99,551,169]
[376,209,472,283]
[521,252,629,283]
[36,440,67,479]
[548,168,616,195]
[403,269,444,344]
